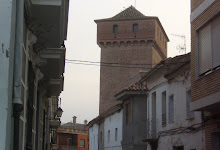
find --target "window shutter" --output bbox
[199,24,212,74]
[212,15,220,69]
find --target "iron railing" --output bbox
[145,119,157,139]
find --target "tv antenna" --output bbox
[171,34,186,54]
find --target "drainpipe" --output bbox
[13,0,24,150]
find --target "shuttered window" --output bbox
[198,15,220,76]
[212,16,220,69]
[198,24,212,74]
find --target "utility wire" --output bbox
[65,59,189,66]
[65,62,153,69]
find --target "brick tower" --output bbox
[95,6,169,114]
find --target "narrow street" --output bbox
[0,0,220,150]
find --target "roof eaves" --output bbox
[115,90,147,101]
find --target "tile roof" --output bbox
[60,122,85,131]
[95,6,151,22]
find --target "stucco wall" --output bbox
[89,124,99,150]
[104,109,123,150]
[122,95,147,150]
[146,68,204,150]
[0,0,16,150]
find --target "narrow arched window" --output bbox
[133,24,138,32]
[113,25,118,33]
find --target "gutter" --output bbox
[13,0,24,150]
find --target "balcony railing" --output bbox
[145,119,157,139]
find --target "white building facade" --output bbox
[89,123,99,150]
[0,0,69,150]
[144,54,205,150]
[88,104,123,150]
[104,109,122,150]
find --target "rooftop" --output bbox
[95,5,155,22]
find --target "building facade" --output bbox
[142,54,204,150]
[57,117,89,150]
[0,0,69,150]
[95,6,169,114]
[88,122,99,150]
[115,83,148,150]
[88,104,123,150]
[190,0,220,149]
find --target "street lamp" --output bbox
[56,107,63,118]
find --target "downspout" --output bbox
[13,0,24,150]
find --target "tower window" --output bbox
[133,24,138,32]
[113,25,118,33]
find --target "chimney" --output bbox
[73,116,77,124]
[84,120,88,125]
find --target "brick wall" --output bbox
[97,18,168,114]
[97,19,156,42]
[191,1,220,102]
[99,44,153,113]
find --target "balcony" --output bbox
[143,119,158,144]
[50,119,61,129]
[27,0,69,48]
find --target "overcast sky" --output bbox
[60,0,191,124]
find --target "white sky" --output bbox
[60,0,191,124]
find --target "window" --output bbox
[198,15,220,76]
[186,90,194,119]
[100,131,102,143]
[162,91,166,126]
[133,24,138,32]
[115,128,118,141]
[113,25,118,33]
[80,140,85,148]
[169,95,174,123]
[125,103,130,124]
[108,130,110,143]
[67,138,73,146]
[152,92,157,137]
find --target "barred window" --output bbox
[198,15,220,76]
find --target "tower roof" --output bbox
[95,6,151,22]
